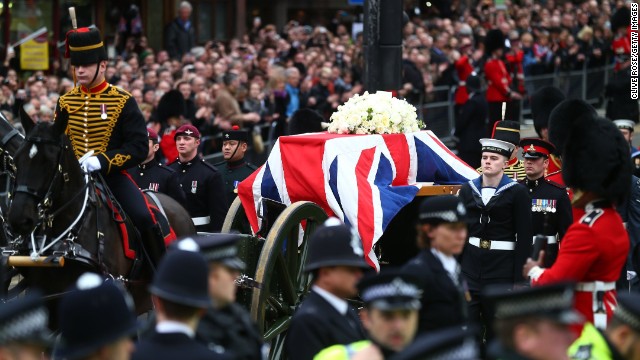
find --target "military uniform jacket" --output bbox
[286,290,367,360]
[196,303,262,360]
[459,175,533,284]
[56,81,148,173]
[128,160,187,204]
[131,331,229,360]
[484,57,511,102]
[169,156,227,232]
[403,249,469,334]
[216,158,258,209]
[531,203,629,324]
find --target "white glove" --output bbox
[81,156,102,172]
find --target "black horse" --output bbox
[6,112,195,320]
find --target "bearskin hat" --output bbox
[484,29,506,55]
[548,99,597,155]
[611,7,631,32]
[531,86,566,138]
[288,108,324,135]
[155,90,186,125]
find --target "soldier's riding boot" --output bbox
[141,224,166,270]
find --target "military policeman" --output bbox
[519,138,572,267]
[314,269,422,359]
[128,128,186,204]
[132,244,226,360]
[0,292,51,360]
[286,218,370,360]
[54,273,139,360]
[56,26,166,267]
[191,234,263,360]
[216,126,257,210]
[168,124,227,232]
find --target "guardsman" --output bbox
[486,283,583,360]
[168,124,227,232]
[56,26,166,267]
[459,137,532,354]
[607,6,639,123]
[132,245,227,360]
[524,103,631,331]
[391,326,479,360]
[286,218,370,360]
[403,195,470,334]
[569,293,640,360]
[0,292,51,360]
[530,86,565,175]
[314,270,422,359]
[216,126,257,210]
[483,29,522,135]
[54,273,139,360]
[128,128,186,204]
[478,120,526,181]
[519,138,572,267]
[504,30,525,123]
[192,234,263,360]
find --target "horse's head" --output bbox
[7,108,78,235]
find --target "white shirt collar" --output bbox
[156,320,195,338]
[431,248,458,276]
[312,285,348,315]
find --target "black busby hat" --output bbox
[613,293,640,332]
[520,137,555,159]
[149,249,210,308]
[548,99,597,155]
[531,86,565,138]
[223,125,250,143]
[485,282,583,325]
[357,269,422,311]
[155,90,186,124]
[65,27,108,66]
[484,29,506,55]
[611,6,631,32]
[182,233,246,271]
[419,195,467,224]
[491,120,520,146]
[390,326,479,360]
[305,218,370,271]
[479,138,515,158]
[55,273,138,360]
[288,108,324,135]
[0,291,51,346]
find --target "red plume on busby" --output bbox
[530,86,566,138]
[65,27,108,66]
[484,29,506,55]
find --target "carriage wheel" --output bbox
[221,197,249,233]
[250,201,327,358]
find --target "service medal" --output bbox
[100,104,108,120]
[191,180,197,194]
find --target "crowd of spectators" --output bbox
[0,0,628,160]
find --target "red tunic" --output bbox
[505,50,525,94]
[547,155,562,176]
[454,55,474,105]
[484,57,511,102]
[531,205,628,325]
[612,26,631,72]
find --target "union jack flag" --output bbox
[237,131,478,270]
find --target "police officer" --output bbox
[191,234,263,360]
[315,270,422,359]
[56,26,166,267]
[168,124,227,232]
[459,137,532,353]
[403,195,470,335]
[519,138,572,267]
[286,218,370,360]
[0,291,51,360]
[477,121,526,181]
[486,283,583,360]
[390,327,479,360]
[216,126,257,210]
[128,128,186,204]
[569,293,640,360]
[54,273,139,360]
[132,244,226,360]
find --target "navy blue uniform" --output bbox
[128,160,187,204]
[169,157,227,232]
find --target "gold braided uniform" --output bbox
[56,81,148,174]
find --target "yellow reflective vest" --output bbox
[314,340,371,360]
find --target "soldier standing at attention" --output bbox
[128,128,186,204]
[56,26,166,267]
[169,124,227,232]
[192,234,263,360]
[216,126,257,210]
[518,138,572,267]
[286,218,370,360]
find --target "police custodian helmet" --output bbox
[305,218,370,271]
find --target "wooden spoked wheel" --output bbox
[221,197,250,233]
[250,201,328,358]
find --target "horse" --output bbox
[5,112,196,324]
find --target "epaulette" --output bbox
[579,209,604,227]
[544,178,567,190]
[201,159,220,172]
